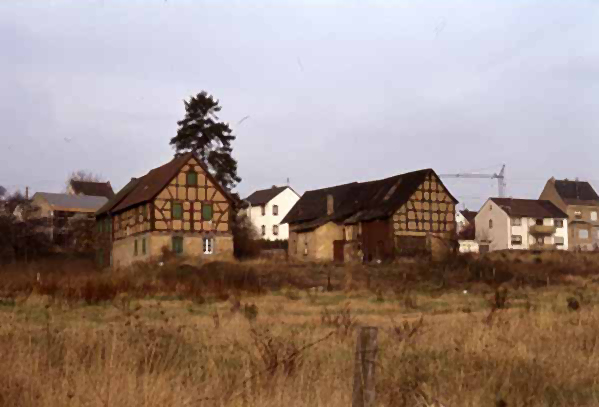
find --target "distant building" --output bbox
[25,192,108,246]
[96,153,236,268]
[67,180,115,199]
[456,209,477,233]
[243,186,300,241]
[282,169,458,262]
[475,198,568,252]
[540,177,599,251]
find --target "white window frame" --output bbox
[592,211,598,221]
[203,237,214,254]
[511,235,522,245]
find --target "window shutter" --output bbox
[173,203,183,220]
[187,172,197,186]
[202,204,213,221]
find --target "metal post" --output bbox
[352,326,378,407]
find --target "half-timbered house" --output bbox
[281,169,458,262]
[95,153,236,268]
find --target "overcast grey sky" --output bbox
[1,0,598,210]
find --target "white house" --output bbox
[475,198,568,252]
[243,186,300,241]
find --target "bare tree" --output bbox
[65,170,105,191]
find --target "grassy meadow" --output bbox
[1,252,599,406]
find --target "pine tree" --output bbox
[170,92,241,190]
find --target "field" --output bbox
[1,253,599,406]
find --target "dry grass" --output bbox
[1,253,599,406]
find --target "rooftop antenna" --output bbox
[440,164,506,198]
[286,177,290,186]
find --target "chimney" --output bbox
[272,185,277,189]
[327,194,334,216]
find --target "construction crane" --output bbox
[440,165,506,198]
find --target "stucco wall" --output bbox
[112,231,233,268]
[475,200,510,251]
[287,222,343,261]
[246,187,300,241]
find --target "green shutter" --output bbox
[172,236,183,254]
[187,172,197,186]
[134,240,138,256]
[173,203,182,220]
[202,204,213,221]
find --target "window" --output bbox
[511,235,522,245]
[261,225,266,236]
[489,219,493,229]
[172,236,183,254]
[134,239,138,256]
[142,238,146,255]
[202,204,213,221]
[203,237,213,254]
[141,205,147,219]
[273,225,279,236]
[98,221,103,233]
[555,236,564,246]
[261,205,266,216]
[555,219,564,228]
[575,211,582,218]
[273,205,279,216]
[187,172,198,186]
[511,218,521,226]
[579,229,589,239]
[536,219,543,226]
[592,211,598,221]
[172,202,183,220]
[97,248,104,267]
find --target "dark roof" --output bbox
[461,209,478,223]
[70,180,114,199]
[490,198,567,219]
[282,169,458,229]
[554,179,599,205]
[109,153,236,214]
[244,186,293,206]
[95,178,142,216]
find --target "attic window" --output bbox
[187,172,198,186]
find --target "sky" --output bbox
[1,0,598,211]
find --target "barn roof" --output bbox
[282,168,457,230]
[34,192,108,213]
[243,186,297,206]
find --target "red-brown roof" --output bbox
[243,186,298,206]
[70,180,114,199]
[110,153,235,214]
[490,198,567,219]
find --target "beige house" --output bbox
[22,192,108,246]
[540,177,599,251]
[282,169,458,262]
[95,153,235,268]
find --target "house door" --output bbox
[333,240,344,263]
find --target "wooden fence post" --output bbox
[352,326,378,407]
